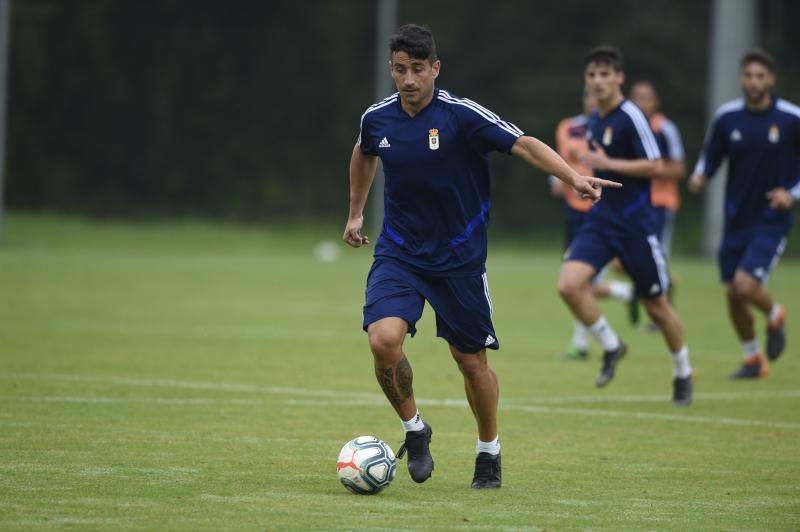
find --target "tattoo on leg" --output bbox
[375,357,414,407]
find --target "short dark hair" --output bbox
[584,46,624,71]
[390,24,437,62]
[740,47,775,73]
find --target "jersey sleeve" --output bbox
[694,115,726,177]
[623,105,661,160]
[660,119,685,161]
[357,112,378,156]
[454,99,523,154]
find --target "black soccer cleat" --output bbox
[397,423,434,483]
[766,305,786,361]
[471,452,501,489]
[672,375,693,407]
[729,354,768,380]
[595,342,627,387]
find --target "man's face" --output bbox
[630,83,658,117]
[390,51,440,107]
[740,62,774,104]
[584,62,624,102]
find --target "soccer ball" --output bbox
[336,436,396,495]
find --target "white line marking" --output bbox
[5,372,800,405]
[500,390,800,404]
[285,398,800,430]
[0,372,385,400]
[4,372,800,430]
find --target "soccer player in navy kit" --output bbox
[558,46,694,406]
[689,48,798,379]
[342,25,620,489]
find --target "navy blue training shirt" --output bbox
[585,99,662,233]
[358,88,523,277]
[694,97,800,233]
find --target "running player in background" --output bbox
[558,46,694,406]
[630,81,686,330]
[689,48,798,379]
[550,88,637,360]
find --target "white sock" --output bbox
[571,321,590,351]
[588,316,621,352]
[670,345,692,378]
[609,281,634,302]
[769,304,781,323]
[476,436,500,456]
[401,410,425,433]
[741,339,760,359]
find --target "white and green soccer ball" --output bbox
[336,436,396,495]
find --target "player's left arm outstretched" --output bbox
[511,135,621,202]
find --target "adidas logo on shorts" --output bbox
[378,137,391,148]
[484,334,496,346]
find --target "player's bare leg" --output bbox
[451,347,498,442]
[368,317,434,483]
[451,346,501,488]
[725,269,783,378]
[725,282,756,342]
[558,260,627,387]
[642,295,684,352]
[368,317,417,419]
[642,295,693,406]
[558,261,602,324]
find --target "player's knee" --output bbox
[730,274,757,300]
[557,276,581,302]
[643,297,669,325]
[452,351,485,379]
[368,328,403,362]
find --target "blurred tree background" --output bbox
[6,0,800,251]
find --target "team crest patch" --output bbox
[429,128,440,150]
[768,124,780,144]
[602,126,613,146]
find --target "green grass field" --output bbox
[1,213,798,530]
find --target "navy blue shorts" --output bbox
[719,227,788,284]
[566,224,670,299]
[564,206,588,248]
[653,206,676,259]
[362,259,499,353]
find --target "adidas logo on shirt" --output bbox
[730,129,742,142]
[378,137,391,148]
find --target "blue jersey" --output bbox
[585,99,662,234]
[694,97,800,233]
[358,88,522,276]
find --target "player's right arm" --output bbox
[343,144,378,248]
[511,135,621,203]
[689,115,726,193]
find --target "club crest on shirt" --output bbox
[730,129,742,142]
[602,126,613,146]
[768,124,780,144]
[429,128,440,150]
